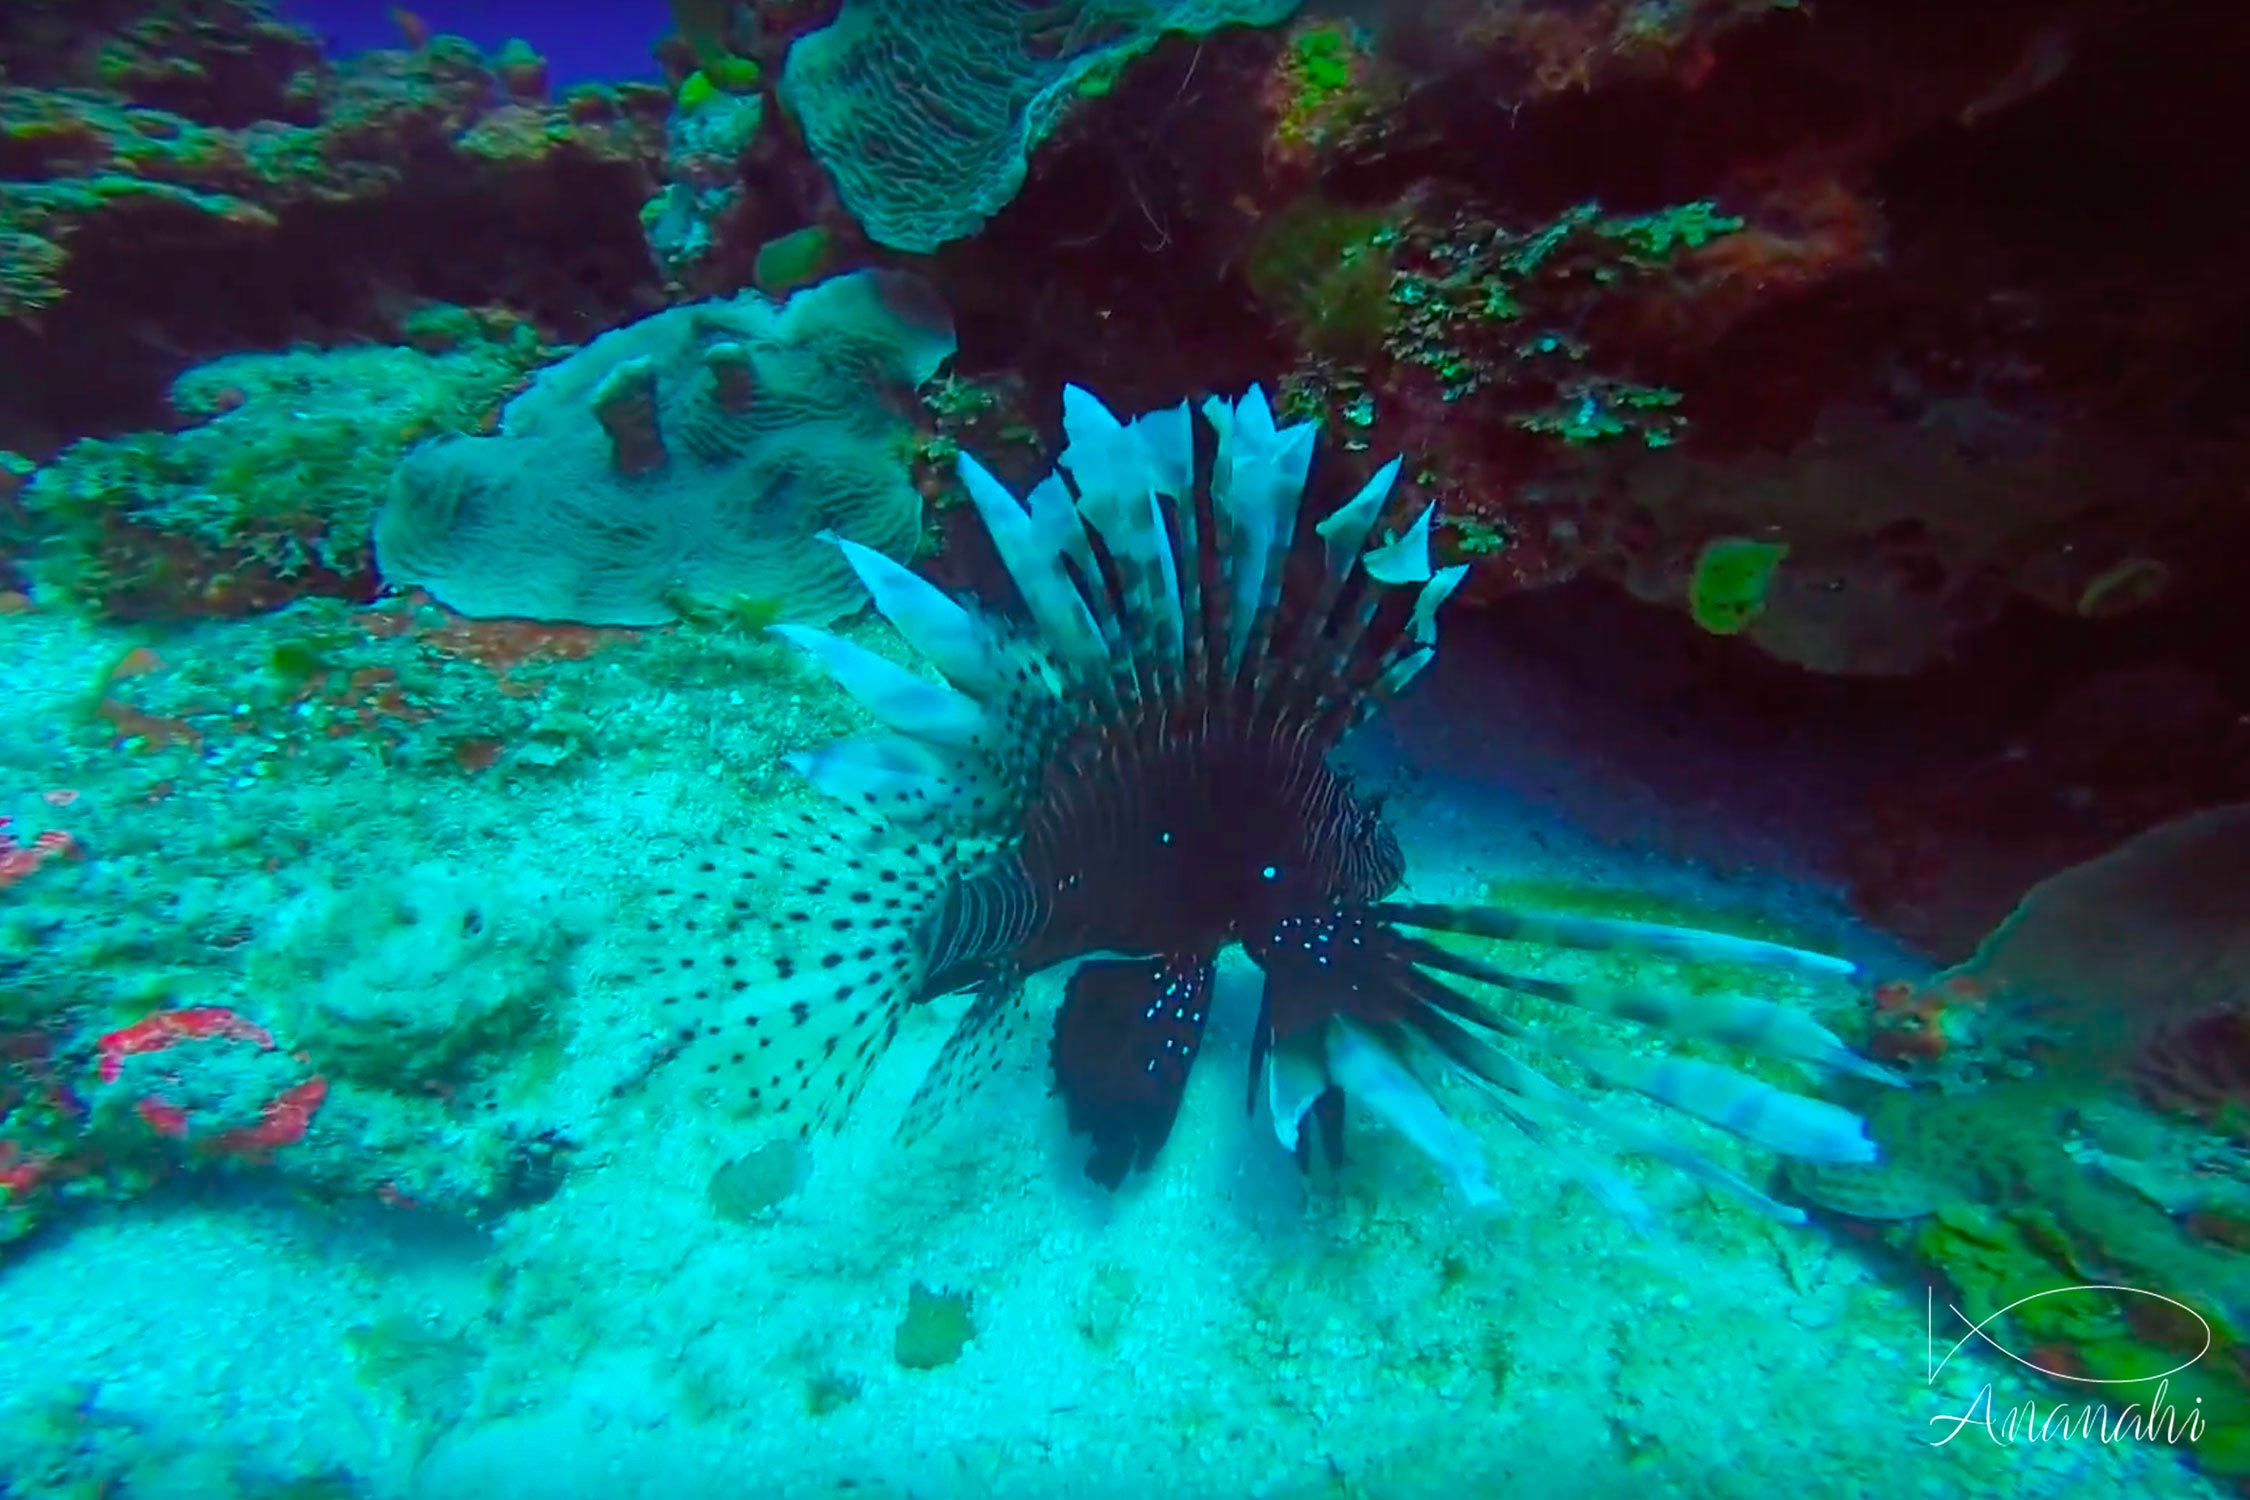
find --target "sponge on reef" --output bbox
[249,861,593,1092]
[374,269,956,625]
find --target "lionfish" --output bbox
[663,385,1890,1222]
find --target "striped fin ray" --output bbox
[768,625,987,746]
[823,533,1012,700]
[1363,503,1436,585]
[1418,1011,1817,1223]
[1388,924,1895,1084]
[1172,459,1214,712]
[1397,964,1868,1217]
[1058,386,1190,686]
[1290,575,1444,747]
[1279,568,1392,736]
[1315,456,1402,586]
[773,612,1064,839]
[1028,466,1141,715]
[1403,1009,1663,1228]
[1359,564,1470,712]
[1345,515,1466,724]
[959,452,1108,673]
[1324,1017,1502,1207]
[1230,423,1321,701]
[1027,469,1104,584]
[1374,910,1890,1167]
[1203,386,1317,682]
[1186,470,1237,721]
[1543,1042,1876,1164]
[1253,455,1406,721]
[1376,901,1860,983]
[1250,903,1885,1223]
[1269,500,1460,743]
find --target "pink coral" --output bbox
[95,1007,328,1156]
[0,817,79,889]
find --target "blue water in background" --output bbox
[277,0,669,85]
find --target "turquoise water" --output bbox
[3,3,2247,1498]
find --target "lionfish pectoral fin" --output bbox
[1254,982,1349,1173]
[1386,906,1892,1221]
[1326,1017,1501,1206]
[645,808,953,1140]
[897,963,1035,1146]
[1251,903,1890,1222]
[1050,951,1217,1189]
[1262,1020,1328,1151]
[1250,912,1504,1200]
[1250,925,1484,1204]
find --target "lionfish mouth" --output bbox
[650,382,1892,1225]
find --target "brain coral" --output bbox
[374,269,956,625]
[780,0,1303,252]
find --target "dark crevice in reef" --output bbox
[930,33,1293,414]
[1867,6,2250,432]
[0,154,662,442]
[1448,556,2250,962]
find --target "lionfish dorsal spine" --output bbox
[1315,455,1401,584]
[778,385,1464,831]
[767,624,989,747]
[1057,387,1192,679]
[1263,453,1403,704]
[1364,502,1438,586]
[826,531,1012,700]
[958,452,1107,672]
[1202,386,1318,683]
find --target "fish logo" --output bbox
[1927,1284,2211,1386]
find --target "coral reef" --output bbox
[1789,810,2250,1480]
[0,0,671,444]
[1790,1073,2250,1481]
[20,309,546,620]
[15,0,2241,681]
[639,0,777,290]
[643,84,766,288]
[0,573,871,1251]
[376,268,957,626]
